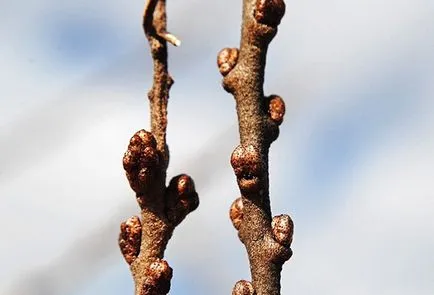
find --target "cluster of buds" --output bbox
[141,259,173,295]
[165,174,199,226]
[119,216,142,265]
[123,130,162,195]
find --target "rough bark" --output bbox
[219,1,294,294]
[119,1,198,294]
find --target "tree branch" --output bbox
[218,1,294,294]
[119,1,198,294]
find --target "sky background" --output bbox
[1,0,433,294]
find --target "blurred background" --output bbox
[1,0,433,294]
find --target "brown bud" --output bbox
[217,47,239,76]
[118,216,142,265]
[229,197,244,230]
[230,145,263,193]
[267,95,285,125]
[254,0,286,27]
[165,174,199,225]
[123,130,161,193]
[130,129,157,148]
[232,280,256,295]
[142,259,173,295]
[272,214,294,246]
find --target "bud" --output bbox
[217,47,239,76]
[230,145,263,193]
[267,95,285,125]
[165,174,199,225]
[142,259,173,295]
[123,130,161,193]
[232,280,256,295]
[272,214,293,246]
[254,0,286,27]
[229,197,244,230]
[118,216,142,265]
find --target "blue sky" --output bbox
[1,0,433,294]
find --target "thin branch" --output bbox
[119,1,197,295]
[144,0,181,47]
[218,1,293,295]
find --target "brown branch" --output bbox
[119,1,198,295]
[218,1,294,294]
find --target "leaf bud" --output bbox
[217,47,239,76]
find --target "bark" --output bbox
[119,1,198,294]
[219,1,294,294]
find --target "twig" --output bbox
[218,1,293,294]
[119,1,198,295]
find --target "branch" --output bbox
[119,1,198,295]
[218,1,294,294]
